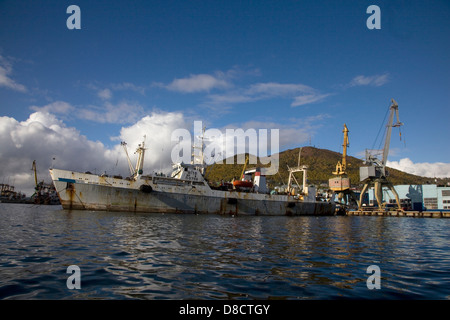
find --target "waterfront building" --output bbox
[365,184,450,210]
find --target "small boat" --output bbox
[232,180,253,189]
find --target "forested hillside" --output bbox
[204,146,449,188]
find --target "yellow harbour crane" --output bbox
[240,154,249,180]
[32,160,38,188]
[333,124,349,176]
[329,124,358,207]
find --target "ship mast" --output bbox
[121,142,135,176]
[121,136,147,180]
[192,125,206,174]
[287,148,308,195]
[134,136,146,178]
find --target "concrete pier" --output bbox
[347,209,450,218]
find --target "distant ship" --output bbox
[0,183,26,203]
[31,161,60,205]
[50,139,335,216]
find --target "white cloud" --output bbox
[0,110,190,197]
[117,111,189,172]
[87,82,146,99]
[30,100,145,124]
[0,55,27,92]
[348,73,389,87]
[166,74,230,93]
[291,93,330,107]
[98,88,112,100]
[0,111,115,196]
[207,81,329,107]
[156,69,329,109]
[246,82,313,96]
[110,82,146,95]
[199,114,329,165]
[30,101,74,114]
[77,101,145,124]
[387,158,450,178]
[0,107,334,197]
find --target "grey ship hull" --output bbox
[50,169,335,216]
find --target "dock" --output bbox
[347,209,450,218]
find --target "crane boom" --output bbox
[382,99,403,165]
[332,124,349,175]
[359,98,404,210]
[121,142,135,176]
[240,154,249,180]
[32,160,38,187]
[342,124,349,172]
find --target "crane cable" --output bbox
[373,102,406,152]
[372,103,390,152]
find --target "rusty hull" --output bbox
[50,169,335,216]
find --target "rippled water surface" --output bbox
[1,203,449,299]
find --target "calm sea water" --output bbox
[0,202,449,300]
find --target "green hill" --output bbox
[204,146,449,189]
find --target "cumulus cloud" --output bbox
[0,55,27,92]
[0,111,115,196]
[0,106,333,197]
[348,73,389,87]
[116,111,189,172]
[0,110,189,197]
[387,158,450,178]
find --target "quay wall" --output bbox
[347,210,450,218]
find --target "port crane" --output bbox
[328,124,358,207]
[32,160,38,189]
[359,99,403,210]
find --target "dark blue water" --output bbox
[1,203,449,300]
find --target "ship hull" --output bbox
[50,169,335,216]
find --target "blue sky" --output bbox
[1,0,449,194]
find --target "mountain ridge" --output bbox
[204,146,450,188]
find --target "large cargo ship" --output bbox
[50,140,335,216]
